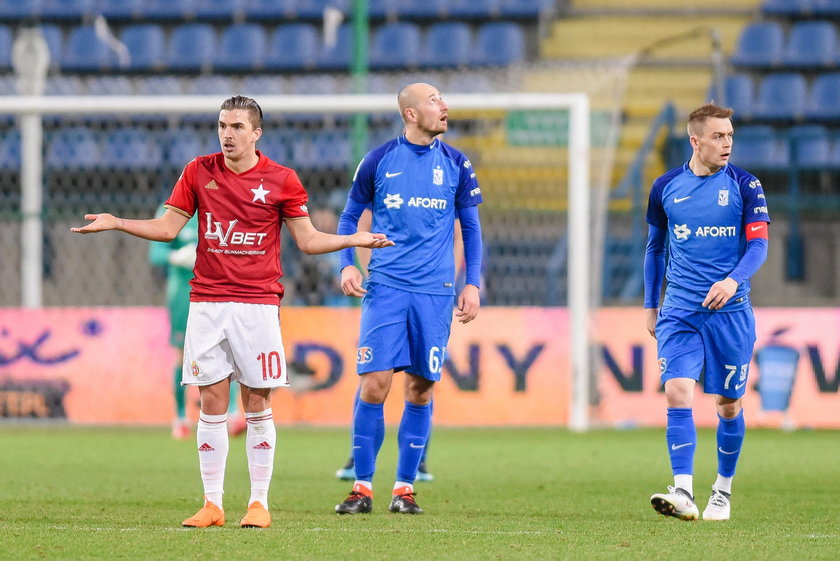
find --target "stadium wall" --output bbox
[0,307,837,429]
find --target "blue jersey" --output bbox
[646,162,770,312]
[348,135,483,295]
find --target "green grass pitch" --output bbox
[0,425,837,560]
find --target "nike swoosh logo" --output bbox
[734,381,746,391]
[718,447,739,455]
[750,225,762,231]
[671,442,693,450]
[352,445,362,449]
[673,196,691,203]
[385,172,403,178]
[409,442,425,449]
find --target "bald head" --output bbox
[398,82,438,123]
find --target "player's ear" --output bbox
[689,135,699,150]
[253,127,263,142]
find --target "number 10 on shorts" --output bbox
[257,351,283,380]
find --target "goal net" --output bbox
[0,61,631,429]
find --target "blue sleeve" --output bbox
[729,237,768,284]
[457,205,483,288]
[644,224,667,308]
[337,198,367,270]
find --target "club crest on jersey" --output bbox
[718,190,729,206]
[433,166,443,186]
[673,223,691,241]
[357,347,373,365]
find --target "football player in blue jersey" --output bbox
[645,104,770,521]
[333,83,483,514]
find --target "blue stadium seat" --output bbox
[0,25,11,71]
[370,22,422,69]
[46,128,101,170]
[61,25,119,72]
[215,23,267,72]
[787,125,832,168]
[183,75,235,96]
[258,130,293,164]
[752,72,807,122]
[761,0,813,16]
[291,130,351,169]
[713,74,755,120]
[805,72,840,122]
[0,0,42,19]
[95,0,144,19]
[142,0,193,20]
[166,129,218,167]
[135,76,184,95]
[40,0,94,20]
[86,76,135,95]
[266,23,319,71]
[397,0,447,19]
[471,23,525,66]
[191,0,246,20]
[165,23,216,73]
[732,125,788,169]
[812,0,840,16]
[120,24,166,72]
[782,21,837,69]
[421,22,472,68]
[499,0,553,19]
[244,0,345,20]
[45,75,86,95]
[319,23,352,71]
[101,128,163,170]
[39,24,64,69]
[241,75,287,95]
[0,129,20,170]
[731,21,784,68]
[448,0,501,20]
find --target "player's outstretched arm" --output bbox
[285,216,393,255]
[71,209,189,242]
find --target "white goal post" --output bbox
[0,92,592,431]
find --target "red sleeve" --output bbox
[164,159,198,217]
[745,221,769,241]
[280,169,310,219]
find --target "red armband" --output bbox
[745,221,768,241]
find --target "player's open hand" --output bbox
[702,277,739,310]
[455,284,480,324]
[348,232,394,249]
[70,213,121,234]
[341,265,366,298]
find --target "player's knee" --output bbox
[716,398,741,419]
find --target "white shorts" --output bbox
[182,301,290,389]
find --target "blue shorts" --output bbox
[656,306,756,399]
[356,283,454,381]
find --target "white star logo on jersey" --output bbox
[384,193,404,209]
[673,223,691,240]
[251,183,270,203]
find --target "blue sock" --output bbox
[396,401,431,483]
[420,399,433,465]
[716,409,745,477]
[352,399,384,482]
[666,407,696,476]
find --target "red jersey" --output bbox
[165,151,309,304]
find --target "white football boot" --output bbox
[702,488,731,521]
[650,485,699,521]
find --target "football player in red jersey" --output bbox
[73,96,393,528]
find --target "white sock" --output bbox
[674,474,693,497]
[713,474,733,494]
[393,481,414,493]
[197,412,228,508]
[245,408,275,507]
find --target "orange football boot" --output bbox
[240,501,271,528]
[182,499,225,528]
